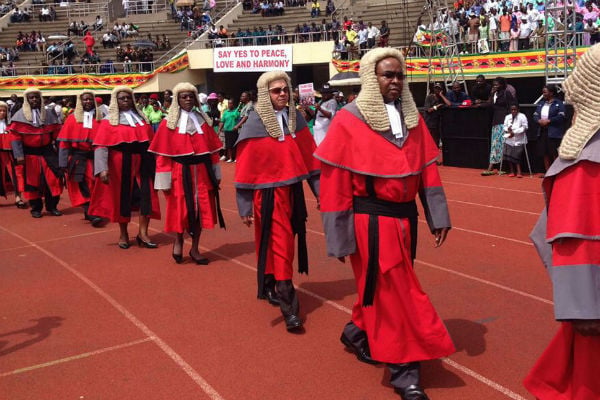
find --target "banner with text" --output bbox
[213,45,293,72]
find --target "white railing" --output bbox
[188,30,341,50]
[123,0,168,15]
[5,61,156,76]
[27,2,109,21]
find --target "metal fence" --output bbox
[6,61,156,76]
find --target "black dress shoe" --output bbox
[90,217,105,227]
[340,332,379,365]
[259,288,281,306]
[284,314,303,332]
[172,253,183,264]
[118,241,130,249]
[31,210,43,218]
[48,209,63,216]
[395,385,429,400]
[136,235,158,249]
[15,200,28,209]
[189,251,209,265]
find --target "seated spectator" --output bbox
[39,6,51,22]
[275,0,284,16]
[442,81,470,107]
[163,34,171,48]
[127,23,139,37]
[47,41,61,58]
[36,32,46,52]
[68,21,79,36]
[243,0,253,10]
[63,41,77,60]
[93,15,104,31]
[218,25,228,38]
[311,0,320,17]
[10,8,27,23]
[260,0,270,16]
[325,0,335,15]
[102,31,119,48]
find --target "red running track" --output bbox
[0,165,553,400]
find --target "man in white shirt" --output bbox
[518,17,532,49]
[366,22,380,48]
[313,84,337,145]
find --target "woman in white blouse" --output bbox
[502,104,528,177]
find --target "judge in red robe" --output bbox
[0,101,26,208]
[57,90,104,227]
[315,48,455,400]
[235,70,320,332]
[149,82,225,264]
[9,87,63,218]
[88,85,160,249]
[524,43,600,400]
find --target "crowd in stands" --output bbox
[415,0,600,55]
[37,5,57,21]
[9,7,32,23]
[15,31,46,52]
[0,1,15,17]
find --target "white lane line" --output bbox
[0,229,119,253]
[448,199,541,216]
[442,180,541,195]
[0,225,225,400]
[415,260,553,305]
[441,225,534,246]
[0,337,153,377]
[199,244,530,400]
[441,358,528,400]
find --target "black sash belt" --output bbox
[68,149,94,198]
[172,155,226,237]
[256,182,308,298]
[353,177,418,307]
[23,144,63,179]
[111,142,153,218]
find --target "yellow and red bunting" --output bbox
[0,52,189,92]
[332,47,589,78]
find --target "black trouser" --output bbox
[342,321,370,354]
[389,362,421,390]
[276,280,299,318]
[29,194,59,213]
[518,37,529,50]
[343,321,420,389]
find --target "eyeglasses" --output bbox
[377,71,405,81]
[268,86,290,95]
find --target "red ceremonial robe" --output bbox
[234,109,319,281]
[315,102,455,364]
[524,132,600,400]
[8,109,62,201]
[148,115,223,233]
[88,118,160,223]
[57,114,98,207]
[0,122,24,198]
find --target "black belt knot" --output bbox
[353,177,419,307]
[172,154,226,236]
